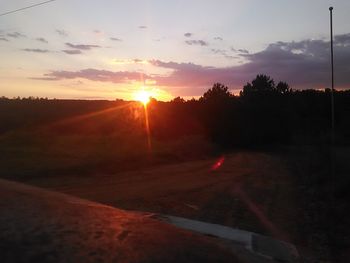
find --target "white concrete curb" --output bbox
[161,215,253,251]
[157,215,299,263]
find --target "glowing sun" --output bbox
[135,90,151,105]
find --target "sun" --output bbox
[135,90,151,105]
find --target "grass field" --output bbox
[20,151,300,250]
[0,131,215,180]
[3,144,345,262]
[1,100,349,262]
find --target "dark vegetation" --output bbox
[151,75,350,147]
[1,75,350,147]
[1,74,349,262]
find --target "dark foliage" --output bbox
[1,74,350,147]
[148,75,350,148]
[1,75,350,262]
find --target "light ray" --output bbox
[231,185,289,241]
[45,102,133,128]
[143,103,152,153]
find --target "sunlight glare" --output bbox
[135,90,151,105]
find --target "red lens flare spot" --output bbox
[211,156,225,171]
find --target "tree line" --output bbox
[1,74,350,147]
[148,74,350,147]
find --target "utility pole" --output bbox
[329,7,335,136]
[328,7,336,262]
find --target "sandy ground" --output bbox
[0,179,244,263]
[25,152,298,244]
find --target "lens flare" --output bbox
[211,156,225,171]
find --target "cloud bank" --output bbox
[110,37,122,41]
[62,50,82,55]
[56,29,68,37]
[7,32,26,38]
[36,33,350,96]
[65,43,100,50]
[185,40,208,46]
[36,37,48,43]
[41,69,148,83]
[22,48,50,53]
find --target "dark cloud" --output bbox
[62,50,82,55]
[0,37,9,42]
[139,26,147,29]
[41,69,150,83]
[56,29,68,37]
[36,37,48,44]
[7,32,26,38]
[148,59,239,94]
[150,33,350,93]
[65,43,100,50]
[110,37,122,41]
[211,49,237,59]
[239,34,350,88]
[238,49,249,54]
[214,37,223,41]
[22,48,50,53]
[184,33,193,38]
[31,77,58,81]
[185,40,208,46]
[36,33,350,96]
[230,47,249,54]
[334,34,350,45]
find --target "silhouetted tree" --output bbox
[200,83,233,102]
[240,74,275,97]
[171,96,185,103]
[198,83,235,146]
[276,81,292,95]
[1,74,350,148]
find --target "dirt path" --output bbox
[27,152,298,244]
[0,179,242,263]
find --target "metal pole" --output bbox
[328,7,336,261]
[329,7,335,134]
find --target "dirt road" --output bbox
[0,179,243,263]
[26,152,298,243]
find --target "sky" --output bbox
[0,0,349,100]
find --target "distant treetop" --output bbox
[200,83,233,102]
[240,74,292,97]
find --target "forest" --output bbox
[1,74,349,147]
[1,74,349,261]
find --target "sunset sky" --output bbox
[1,0,349,100]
